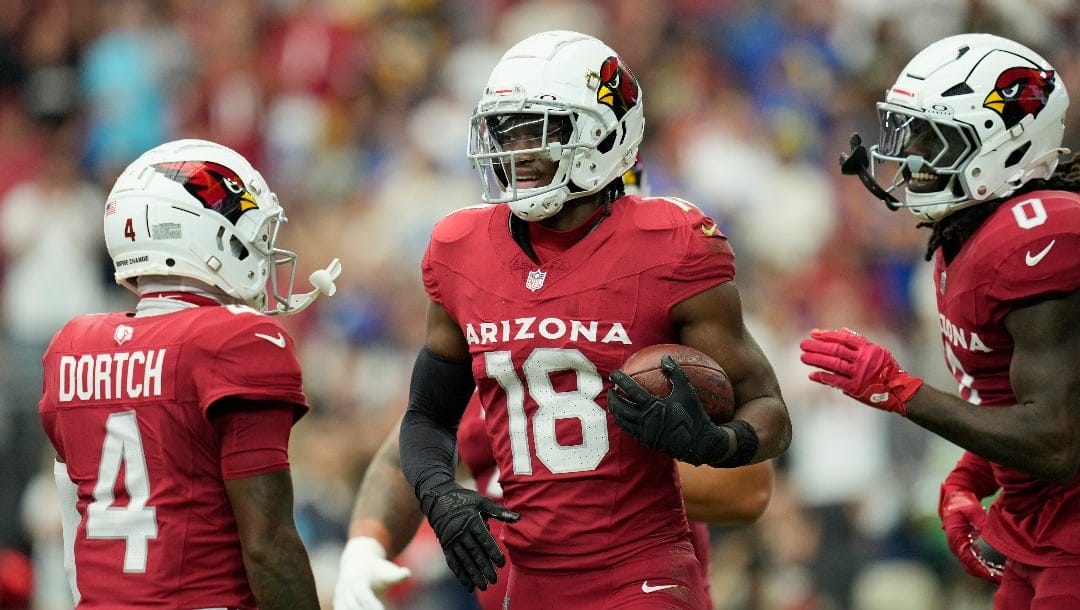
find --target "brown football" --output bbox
[619,343,735,424]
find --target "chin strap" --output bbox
[274,258,341,315]
[839,133,901,210]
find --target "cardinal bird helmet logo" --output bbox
[151,160,259,223]
[983,67,1056,129]
[595,56,640,120]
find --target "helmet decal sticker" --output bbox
[152,161,258,223]
[982,67,1056,129]
[596,56,639,119]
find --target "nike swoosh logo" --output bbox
[641,581,680,594]
[254,332,287,348]
[1025,239,1056,266]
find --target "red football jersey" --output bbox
[932,190,1080,566]
[423,195,735,572]
[39,305,309,607]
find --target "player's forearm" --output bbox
[399,346,474,494]
[348,429,425,558]
[906,384,1077,483]
[244,534,320,610]
[400,409,458,494]
[680,461,773,524]
[226,470,319,609]
[683,487,770,524]
[733,394,791,463]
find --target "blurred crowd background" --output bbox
[1,0,1078,608]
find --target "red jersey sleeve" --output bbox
[631,196,736,309]
[210,401,295,479]
[985,192,1080,323]
[422,205,486,308]
[189,312,309,419]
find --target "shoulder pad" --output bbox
[188,305,289,343]
[628,196,711,232]
[984,191,1080,252]
[977,191,1080,303]
[431,204,494,245]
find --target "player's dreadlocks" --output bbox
[602,175,626,204]
[920,153,1080,263]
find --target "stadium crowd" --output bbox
[1,0,1077,608]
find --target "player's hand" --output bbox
[333,536,412,610]
[799,328,924,416]
[939,485,1005,584]
[608,355,729,466]
[418,481,519,591]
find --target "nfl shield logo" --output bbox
[525,269,547,292]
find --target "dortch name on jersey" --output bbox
[56,348,171,403]
[465,317,632,347]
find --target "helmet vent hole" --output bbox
[984,120,994,129]
[941,83,973,96]
[598,131,615,154]
[165,258,176,267]
[1005,142,1031,168]
[230,236,249,261]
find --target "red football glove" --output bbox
[799,328,923,416]
[939,485,1004,584]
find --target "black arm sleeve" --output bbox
[399,347,477,498]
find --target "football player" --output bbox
[39,139,340,608]
[335,160,775,610]
[397,30,791,609]
[800,33,1080,608]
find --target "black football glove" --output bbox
[417,480,520,591]
[609,355,745,467]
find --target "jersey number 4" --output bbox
[86,411,159,572]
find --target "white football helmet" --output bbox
[844,33,1068,222]
[105,139,339,314]
[467,30,645,221]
